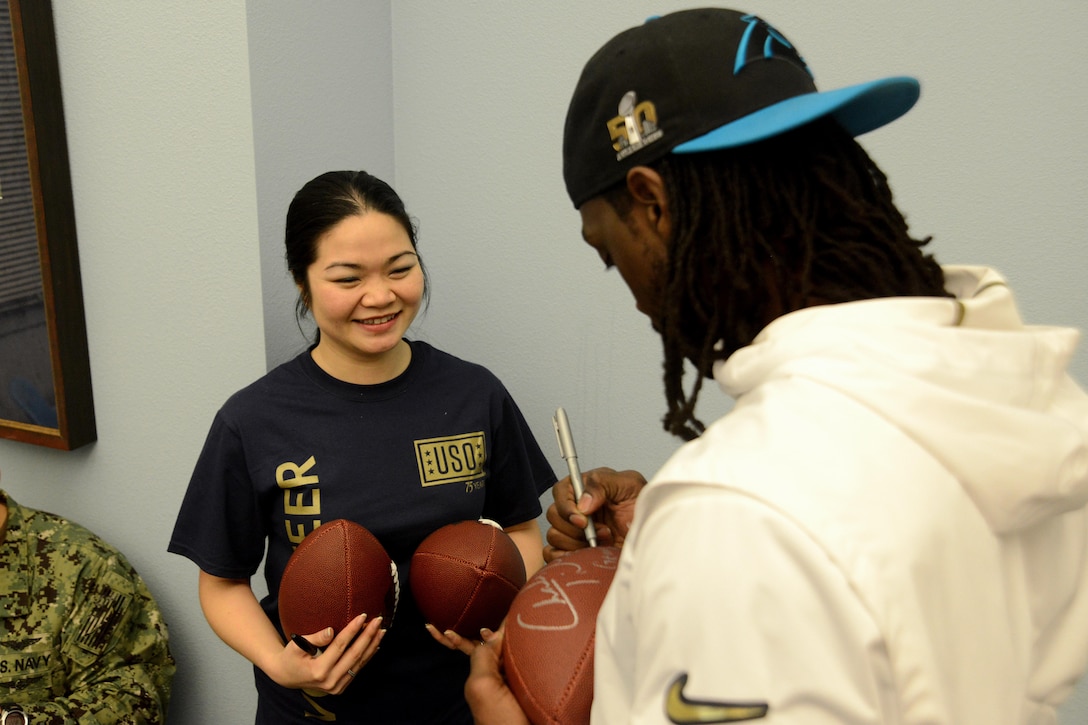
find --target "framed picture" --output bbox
[0,0,95,450]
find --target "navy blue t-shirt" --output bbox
[169,340,556,723]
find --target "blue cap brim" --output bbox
[673,76,920,153]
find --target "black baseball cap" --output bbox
[562,8,920,208]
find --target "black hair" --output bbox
[285,170,429,336]
[610,118,949,440]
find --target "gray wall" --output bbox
[249,2,395,369]
[0,2,1083,722]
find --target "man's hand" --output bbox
[464,627,530,725]
[544,467,646,562]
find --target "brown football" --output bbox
[278,519,399,640]
[502,545,620,725]
[409,519,527,639]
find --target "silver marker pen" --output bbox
[553,407,598,547]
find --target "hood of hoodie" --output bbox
[715,266,1088,534]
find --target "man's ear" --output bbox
[626,166,671,238]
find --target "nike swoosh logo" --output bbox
[666,674,769,723]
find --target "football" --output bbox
[278,519,399,640]
[502,545,620,725]
[410,519,527,639]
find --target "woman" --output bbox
[169,170,555,723]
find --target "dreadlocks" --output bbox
[621,117,948,441]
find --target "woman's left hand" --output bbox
[424,622,488,656]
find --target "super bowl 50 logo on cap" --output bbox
[607,91,663,161]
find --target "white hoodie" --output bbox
[592,266,1088,724]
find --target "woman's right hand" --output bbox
[543,467,646,562]
[278,614,385,695]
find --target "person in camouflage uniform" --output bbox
[0,486,174,723]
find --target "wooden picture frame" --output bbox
[0,0,95,450]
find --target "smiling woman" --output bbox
[168,171,558,725]
[304,212,424,384]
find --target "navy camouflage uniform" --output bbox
[0,490,174,722]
